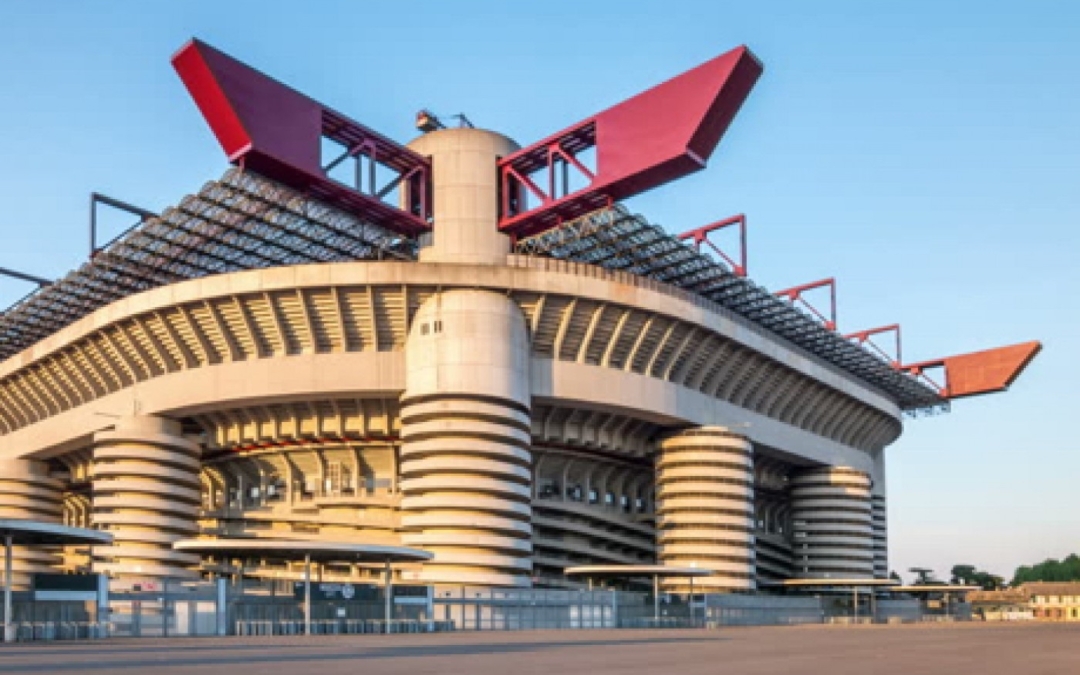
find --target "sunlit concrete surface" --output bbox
[0,624,1077,675]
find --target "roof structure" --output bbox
[967,589,1030,603]
[515,205,947,412]
[760,578,900,588]
[891,584,981,593]
[174,538,432,564]
[565,565,714,578]
[1016,582,1080,596]
[0,168,945,412]
[0,39,1033,416]
[0,519,114,546]
[0,169,416,362]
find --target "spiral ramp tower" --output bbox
[399,290,534,587]
[655,427,755,592]
[791,467,874,579]
[92,416,202,579]
[0,459,63,589]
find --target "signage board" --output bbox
[292,582,379,602]
[32,573,100,602]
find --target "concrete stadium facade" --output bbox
[0,127,902,592]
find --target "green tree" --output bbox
[950,564,1003,590]
[951,564,976,585]
[1010,553,1080,586]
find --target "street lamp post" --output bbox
[3,534,13,643]
[303,553,312,636]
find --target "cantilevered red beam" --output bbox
[846,324,902,368]
[678,214,747,277]
[776,278,837,331]
[903,341,1042,400]
[498,45,763,238]
[172,39,431,235]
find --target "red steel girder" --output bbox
[172,39,431,236]
[678,214,747,277]
[902,341,1042,400]
[498,45,763,238]
[845,324,902,368]
[776,278,837,331]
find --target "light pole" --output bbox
[653,573,660,624]
[384,559,393,631]
[3,533,12,643]
[689,575,696,626]
[303,553,312,636]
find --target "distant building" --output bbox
[1022,583,1080,621]
[967,589,1033,622]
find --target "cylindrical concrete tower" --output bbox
[92,416,201,579]
[655,427,755,592]
[791,466,874,579]
[406,127,520,265]
[0,459,63,589]
[399,290,533,586]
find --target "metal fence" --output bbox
[107,580,222,638]
[433,587,645,630]
[3,578,951,641]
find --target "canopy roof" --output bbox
[761,578,900,588]
[564,565,713,578]
[0,519,113,546]
[173,538,431,564]
[892,584,981,593]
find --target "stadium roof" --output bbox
[515,205,946,412]
[0,170,944,412]
[0,169,415,363]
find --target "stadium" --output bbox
[0,39,1039,595]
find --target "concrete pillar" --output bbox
[92,416,201,580]
[870,451,888,579]
[0,459,63,589]
[406,127,520,266]
[655,427,755,593]
[399,290,533,587]
[871,494,888,578]
[791,466,874,579]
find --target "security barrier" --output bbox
[0,578,962,642]
[12,621,108,641]
[232,618,456,636]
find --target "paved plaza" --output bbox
[0,624,1076,674]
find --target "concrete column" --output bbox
[870,451,888,579]
[399,290,533,587]
[655,427,755,593]
[406,127,520,266]
[871,494,888,578]
[791,466,874,579]
[92,416,201,580]
[0,459,63,589]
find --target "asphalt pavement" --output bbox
[0,622,1076,674]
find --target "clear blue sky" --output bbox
[0,1,1076,583]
